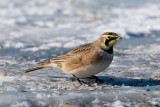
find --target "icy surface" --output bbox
[0,0,160,106]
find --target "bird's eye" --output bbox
[107,36,111,39]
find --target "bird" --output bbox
[24,32,122,84]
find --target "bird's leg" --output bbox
[72,75,91,85]
[90,75,104,83]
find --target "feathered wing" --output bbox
[38,43,91,65]
[24,43,93,73]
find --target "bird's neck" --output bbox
[104,47,113,54]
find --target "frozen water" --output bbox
[0,0,160,106]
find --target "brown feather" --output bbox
[24,62,51,73]
[49,43,93,65]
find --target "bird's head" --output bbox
[99,32,122,51]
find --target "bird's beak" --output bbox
[117,36,123,40]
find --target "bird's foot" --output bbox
[90,76,104,83]
[72,75,92,86]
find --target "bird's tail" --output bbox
[24,61,51,73]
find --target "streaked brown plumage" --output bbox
[24,32,122,82]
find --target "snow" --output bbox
[0,0,160,106]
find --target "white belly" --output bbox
[69,59,112,77]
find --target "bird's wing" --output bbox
[62,46,103,72]
[41,43,93,67]
[37,43,101,69]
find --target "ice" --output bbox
[0,0,160,106]
[150,96,160,106]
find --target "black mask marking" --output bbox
[105,37,115,46]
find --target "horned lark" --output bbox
[24,32,122,84]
